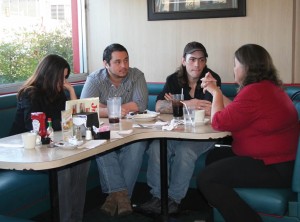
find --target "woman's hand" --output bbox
[64,80,77,100]
[201,72,225,118]
[64,79,73,91]
[201,72,219,96]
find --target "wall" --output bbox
[86,0,299,84]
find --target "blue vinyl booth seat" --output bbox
[214,136,300,222]
[0,83,299,221]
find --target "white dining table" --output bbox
[0,114,230,222]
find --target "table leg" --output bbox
[160,138,168,221]
[49,169,60,222]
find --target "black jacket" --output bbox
[157,67,221,102]
[9,90,67,135]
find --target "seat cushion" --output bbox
[0,215,34,222]
[0,170,49,218]
[235,188,296,216]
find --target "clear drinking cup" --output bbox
[107,97,122,124]
[183,106,195,125]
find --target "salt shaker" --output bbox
[85,127,92,140]
[74,126,82,141]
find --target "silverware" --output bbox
[136,123,153,129]
[156,117,165,122]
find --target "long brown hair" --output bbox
[17,54,70,102]
[234,44,282,91]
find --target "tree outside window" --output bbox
[0,0,83,86]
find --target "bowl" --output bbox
[132,113,158,122]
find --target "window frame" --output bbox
[0,0,88,95]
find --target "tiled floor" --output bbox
[33,183,210,222]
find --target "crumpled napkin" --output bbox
[162,119,184,131]
[110,129,133,139]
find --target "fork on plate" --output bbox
[136,123,153,129]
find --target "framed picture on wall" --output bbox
[147,0,246,21]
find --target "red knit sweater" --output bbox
[212,80,299,165]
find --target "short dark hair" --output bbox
[235,44,282,91]
[103,43,128,65]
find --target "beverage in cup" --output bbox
[107,97,122,124]
[172,94,183,119]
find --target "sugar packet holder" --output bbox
[93,125,110,139]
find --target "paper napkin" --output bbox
[0,143,24,148]
[162,119,183,131]
[78,140,107,149]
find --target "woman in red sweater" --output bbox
[197,44,299,222]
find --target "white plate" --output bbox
[126,110,159,119]
[193,118,210,126]
[132,113,158,122]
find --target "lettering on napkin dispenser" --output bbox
[72,112,99,136]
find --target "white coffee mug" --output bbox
[22,132,37,149]
[194,110,205,122]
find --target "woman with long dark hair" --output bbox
[10,54,90,222]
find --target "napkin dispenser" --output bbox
[72,112,99,136]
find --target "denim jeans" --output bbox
[146,139,214,203]
[96,141,147,197]
[57,159,91,222]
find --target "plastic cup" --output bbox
[107,97,122,124]
[183,106,195,125]
[172,94,183,119]
[22,132,37,149]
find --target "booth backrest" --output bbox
[0,83,299,139]
[147,83,164,111]
[0,94,17,138]
[293,136,300,193]
[292,91,300,193]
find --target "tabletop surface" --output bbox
[0,114,230,170]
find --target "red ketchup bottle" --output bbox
[31,112,47,138]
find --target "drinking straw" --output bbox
[180,101,192,123]
[180,101,189,115]
[181,88,184,100]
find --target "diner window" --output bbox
[0,0,87,95]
